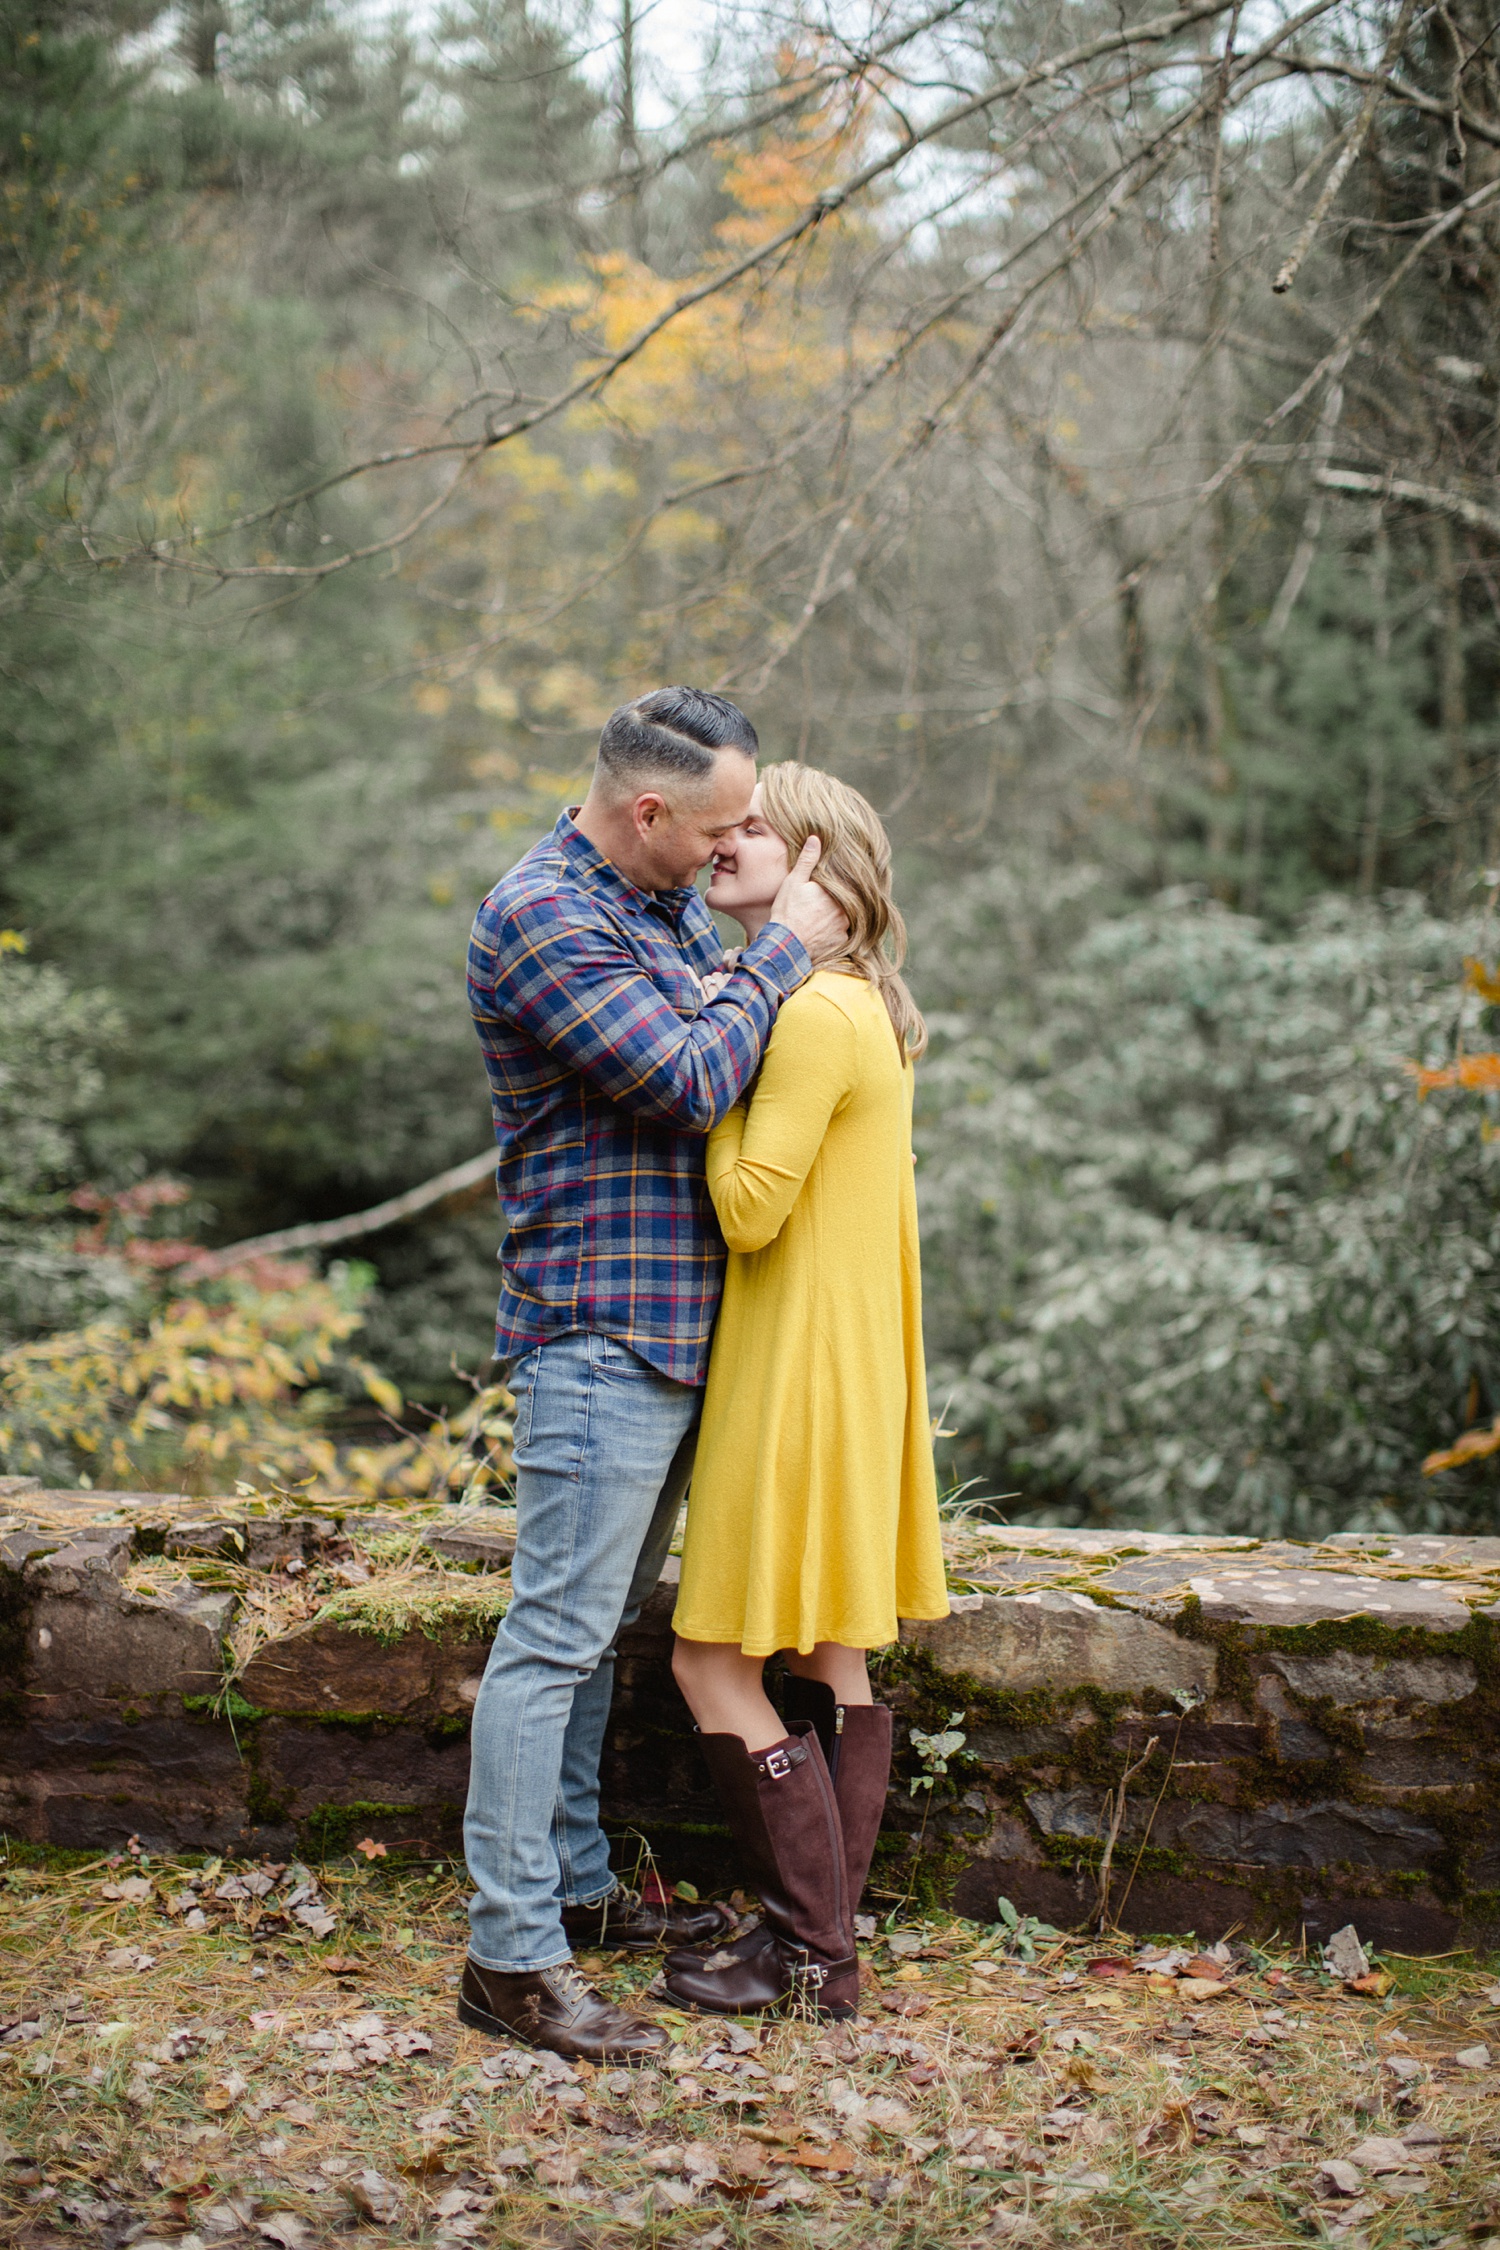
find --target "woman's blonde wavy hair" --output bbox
[758,762,927,1061]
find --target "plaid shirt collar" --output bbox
[554,811,699,935]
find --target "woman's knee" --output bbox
[671,1634,706,1692]
[785,1642,872,1701]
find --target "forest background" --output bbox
[3,0,1500,1539]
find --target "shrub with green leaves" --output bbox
[915,876,1500,1536]
[0,945,140,1347]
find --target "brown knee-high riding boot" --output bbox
[782,1674,886,1899]
[667,1679,893,1974]
[827,1702,894,1908]
[779,1677,893,1911]
[662,1722,858,2019]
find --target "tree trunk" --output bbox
[1359,514,1390,896]
[1433,513,1468,890]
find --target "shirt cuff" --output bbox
[739,922,811,997]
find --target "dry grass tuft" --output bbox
[4,1848,1499,2250]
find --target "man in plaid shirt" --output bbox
[459,686,845,2063]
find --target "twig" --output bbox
[1263,346,1352,642]
[1113,1707,1194,1926]
[1094,1736,1159,1932]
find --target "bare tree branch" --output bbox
[1315,466,1500,542]
[1272,49,1500,151]
[183,1150,498,1279]
[1272,0,1419,293]
[91,0,1296,587]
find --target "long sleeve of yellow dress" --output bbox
[674,970,951,1656]
[705,988,859,1253]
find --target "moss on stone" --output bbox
[299,1799,447,1859]
[245,1769,290,1827]
[183,1687,268,1725]
[316,1572,509,1646]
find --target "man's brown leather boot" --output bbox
[662,1723,858,2019]
[458,1957,667,2062]
[561,1884,734,1954]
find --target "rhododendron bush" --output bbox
[916,881,1500,1538]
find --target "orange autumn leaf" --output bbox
[1465,957,1500,1005]
[1422,1415,1500,1475]
[790,2143,859,2171]
[1407,1052,1500,1097]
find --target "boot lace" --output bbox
[547,1959,601,2013]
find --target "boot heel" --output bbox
[457,1993,513,2040]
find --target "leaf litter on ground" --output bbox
[3,1854,1499,2248]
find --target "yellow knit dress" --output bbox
[673,970,951,1656]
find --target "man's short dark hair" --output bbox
[596,686,758,793]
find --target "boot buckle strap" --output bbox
[760,1743,805,1779]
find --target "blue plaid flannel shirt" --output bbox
[467,812,810,1385]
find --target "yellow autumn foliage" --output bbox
[0,1261,511,1501]
[535,82,880,460]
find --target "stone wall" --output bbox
[3,1480,1498,1951]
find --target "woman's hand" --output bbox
[699,949,741,1004]
[769,837,849,963]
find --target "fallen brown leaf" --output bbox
[791,2142,858,2172]
[1347,1970,1395,1998]
[201,2072,249,2113]
[157,2158,209,2193]
[1138,2100,1196,2151]
[343,2165,403,2224]
[1178,1976,1231,2001]
[535,2151,581,2186]
[257,2216,310,2249]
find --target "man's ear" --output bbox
[632,791,669,838]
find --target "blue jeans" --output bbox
[464,1329,701,1972]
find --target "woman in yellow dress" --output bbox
[664,763,949,2020]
